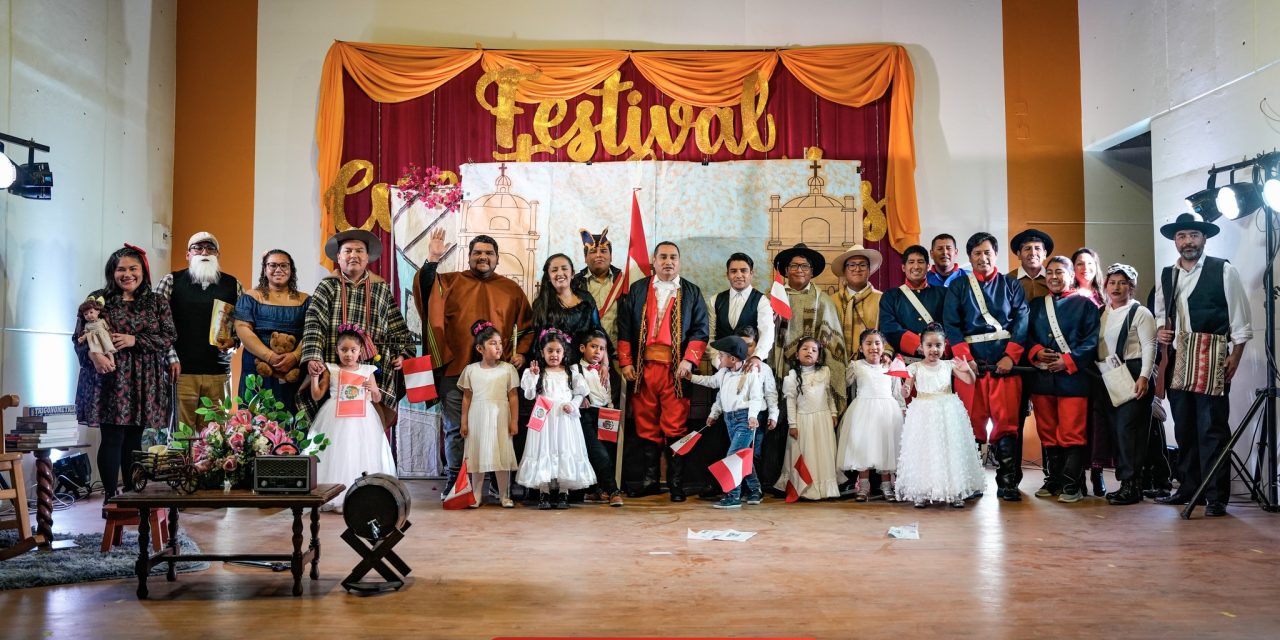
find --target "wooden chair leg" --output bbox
[10,463,30,538]
[100,521,113,552]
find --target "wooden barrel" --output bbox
[342,473,411,540]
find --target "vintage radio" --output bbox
[253,455,316,494]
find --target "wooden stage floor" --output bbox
[4,470,1280,639]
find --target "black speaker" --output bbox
[53,452,93,498]
[253,455,316,493]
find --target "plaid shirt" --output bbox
[155,272,244,366]
[300,271,417,415]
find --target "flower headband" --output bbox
[471,320,495,336]
[538,327,572,345]
[336,323,380,361]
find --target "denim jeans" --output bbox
[723,409,762,501]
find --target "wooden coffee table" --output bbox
[109,483,345,599]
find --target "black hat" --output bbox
[1010,228,1054,255]
[710,336,749,361]
[325,229,383,262]
[772,243,826,276]
[1159,212,1220,240]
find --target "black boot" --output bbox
[1058,446,1087,503]
[994,436,1021,501]
[667,451,687,502]
[537,491,552,510]
[626,441,662,498]
[1035,446,1061,498]
[1107,480,1142,505]
[1091,467,1107,497]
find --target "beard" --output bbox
[189,255,221,286]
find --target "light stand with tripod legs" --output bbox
[1180,151,1280,518]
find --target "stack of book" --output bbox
[4,404,79,450]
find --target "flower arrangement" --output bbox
[397,163,463,213]
[168,374,329,487]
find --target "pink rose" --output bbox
[253,414,268,425]
[222,457,238,472]
[194,459,212,473]
[228,432,245,453]
[233,409,252,426]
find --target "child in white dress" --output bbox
[308,325,396,513]
[459,320,520,508]
[837,329,906,501]
[774,337,842,500]
[896,323,986,508]
[516,329,596,510]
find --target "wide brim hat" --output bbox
[1160,212,1220,240]
[325,229,383,262]
[773,243,826,275]
[1010,228,1055,255]
[830,244,883,278]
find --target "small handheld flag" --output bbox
[886,355,910,379]
[669,430,702,455]
[402,355,437,402]
[528,395,554,432]
[443,459,478,510]
[597,407,621,443]
[770,271,792,321]
[709,448,755,493]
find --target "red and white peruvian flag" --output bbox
[886,355,910,379]
[770,271,792,321]
[669,430,702,456]
[527,395,554,432]
[443,459,477,510]
[709,448,754,493]
[597,407,621,443]
[402,355,437,403]
[785,454,814,503]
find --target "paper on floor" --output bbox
[687,528,757,542]
[887,523,919,539]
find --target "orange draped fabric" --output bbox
[316,41,919,265]
[779,46,917,251]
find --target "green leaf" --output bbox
[200,396,214,408]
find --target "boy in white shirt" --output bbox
[688,335,765,509]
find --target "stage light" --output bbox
[1215,182,1262,220]
[1265,177,1280,210]
[1185,187,1220,221]
[0,144,15,189]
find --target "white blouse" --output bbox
[1097,300,1157,379]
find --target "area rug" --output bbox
[0,530,209,590]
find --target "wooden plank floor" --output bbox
[4,470,1280,639]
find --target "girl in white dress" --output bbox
[774,337,842,500]
[516,329,596,510]
[836,329,906,501]
[896,323,986,508]
[459,320,520,508]
[308,325,396,513]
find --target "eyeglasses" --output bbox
[845,263,870,272]
[265,263,291,272]
[787,263,812,272]
[189,243,218,255]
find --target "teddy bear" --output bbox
[256,332,302,383]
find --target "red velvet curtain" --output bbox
[339,60,903,292]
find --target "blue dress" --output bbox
[235,293,309,416]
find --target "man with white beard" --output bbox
[155,232,242,429]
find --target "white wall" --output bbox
[253,0,1009,290]
[0,0,176,481]
[1080,0,1280,484]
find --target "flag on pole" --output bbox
[443,459,478,510]
[599,190,650,315]
[669,430,702,456]
[785,454,813,503]
[770,271,792,321]
[597,407,621,443]
[709,448,755,493]
[528,395,554,432]
[886,355,910,379]
[402,355,437,402]
[335,369,368,418]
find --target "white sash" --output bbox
[1042,295,1071,354]
[897,284,934,324]
[962,273,1011,344]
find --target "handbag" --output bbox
[1165,270,1229,396]
[1100,304,1140,407]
